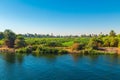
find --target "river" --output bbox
[0,53,120,80]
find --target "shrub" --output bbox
[71,43,84,51]
[58,49,68,54]
[110,37,119,47]
[87,37,103,50]
[34,46,68,54]
[15,36,26,48]
[46,41,62,47]
[16,47,32,53]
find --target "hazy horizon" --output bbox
[0,0,120,35]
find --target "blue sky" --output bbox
[0,0,120,35]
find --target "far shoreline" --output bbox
[0,47,120,55]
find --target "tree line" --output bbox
[0,29,26,48]
[0,29,120,52]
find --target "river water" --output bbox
[0,53,120,80]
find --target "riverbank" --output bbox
[68,47,120,54]
[0,47,15,53]
[97,47,120,54]
[0,47,120,55]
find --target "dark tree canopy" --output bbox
[4,29,16,48]
[109,30,116,37]
[0,32,4,39]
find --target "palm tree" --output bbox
[109,30,116,37]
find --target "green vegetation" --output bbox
[0,29,120,55]
[15,35,26,48]
[0,40,4,45]
[4,29,16,48]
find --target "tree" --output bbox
[103,37,110,47]
[109,30,116,37]
[110,37,119,47]
[0,32,4,39]
[4,29,16,48]
[87,37,103,50]
[15,36,26,48]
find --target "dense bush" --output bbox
[16,47,32,53]
[35,47,67,54]
[46,41,62,47]
[87,37,103,50]
[71,43,85,51]
[15,36,26,48]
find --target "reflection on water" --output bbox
[3,53,120,64]
[32,53,57,63]
[0,53,120,80]
[2,53,24,64]
[3,53,16,63]
[70,54,83,62]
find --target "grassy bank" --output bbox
[0,47,118,55]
